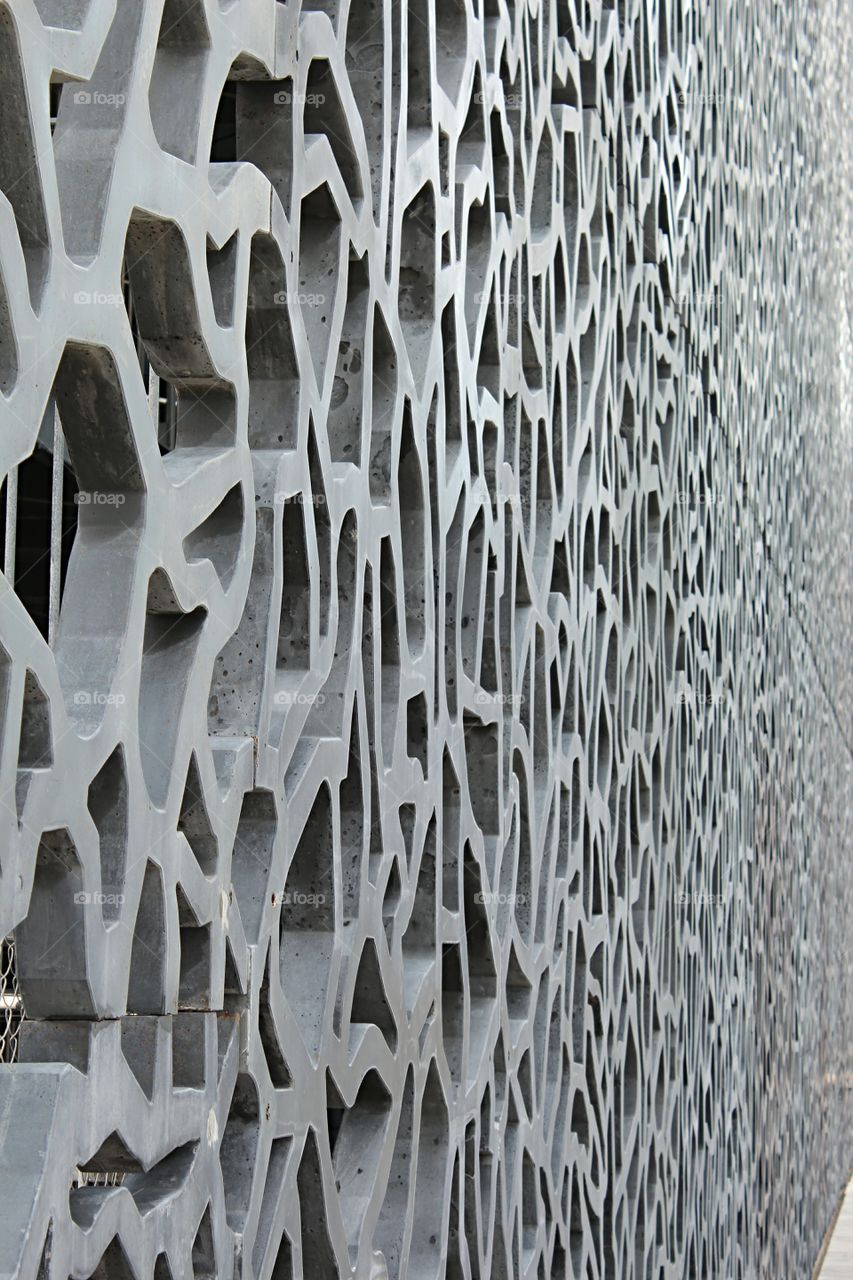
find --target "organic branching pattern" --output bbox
[0,1,852,1279]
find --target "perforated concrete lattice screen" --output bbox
[1,0,852,1277]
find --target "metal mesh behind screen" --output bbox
[0,938,20,1064]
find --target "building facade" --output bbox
[0,1,852,1277]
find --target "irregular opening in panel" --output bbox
[398,401,427,656]
[369,303,398,500]
[86,746,129,923]
[209,78,236,161]
[0,425,79,643]
[127,861,167,1014]
[348,938,398,1052]
[374,1068,414,1278]
[329,1069,392,1262]
[406,690,429,776]
[149,0,211,163]
[0,8,50,304]
[296,1130,339,1276]
[435,0,467,103]
[220,1073,260,1230]
[307,419,331,636]
[279,783,335,1059]
[14,828,91,1018]
[206,231,238,327]
[402,818,437,1012]
[137,579,206,807]
[232,790,276,945]
[340,710,365,922]
[398,184,437,390]
[298,182,342,387]
[183,484,244,590]
[328,252,369,463]
[259,943,292,1088]
[304,59,361,203]
[246,233,300,450]
[407,0,432,139]
[277,498,312,674]
[379,537,400,763]
[408,1060,450,1277]
[252,1138,293,1279]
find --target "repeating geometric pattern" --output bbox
[0,1,851,1279]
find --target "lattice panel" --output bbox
[0,1,852,1278]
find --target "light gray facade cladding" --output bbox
[0,1,852,1278]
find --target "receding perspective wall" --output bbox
[0,1,852,1278]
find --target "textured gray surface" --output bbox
[0,0,852,1278]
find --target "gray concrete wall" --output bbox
[0,1,852,1277]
